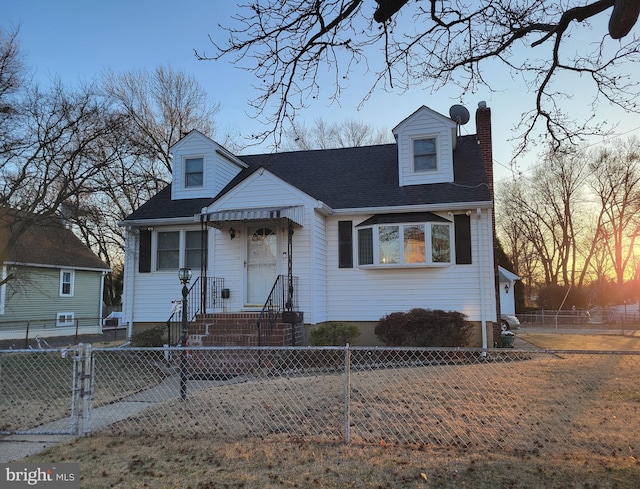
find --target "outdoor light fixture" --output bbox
[229,227,236,239]
[504,282,510,294]
[178,267,192,284]
[178,267,191,401]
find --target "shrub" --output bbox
[310,322,361,346]
[375,308,473,347]
[130,325,166,347]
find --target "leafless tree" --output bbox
[497,147,589,288]
[200,0,640,152]
[284,117,393,150]
[102,66,222,176]
[587,136,640,285]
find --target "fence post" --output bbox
[343,344,351,444]
[70,343,82,435]
[81,344,93,436]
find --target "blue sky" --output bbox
[4,1,640,182]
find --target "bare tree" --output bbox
[497,147,589,288]
[201,1,640,152]
[102,66,222,176]
[284,118,393,150]
[588,136,640,286]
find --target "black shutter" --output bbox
[338,221,353,268]
[454,214,472,264]
[139,229,151,273]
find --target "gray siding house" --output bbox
[0,208,110,340]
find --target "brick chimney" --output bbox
[475,101,493,200]
[475,101,502,345]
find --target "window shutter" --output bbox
[338,221,353,268]
[454,214,472,264]
[139,229,151,273]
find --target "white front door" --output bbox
[246,225,278,306]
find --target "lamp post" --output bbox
[178,267,192,401]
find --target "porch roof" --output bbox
[203,205,304,227]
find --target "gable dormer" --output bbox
[170,130,248,200]
[392,106,458,187]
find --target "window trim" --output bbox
[59,269,74,297]
[56,312,74,327]
[153,228,208,272]
[410,135,439,173]
[184,156,204,189]
[357,221,452,268]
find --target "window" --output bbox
[413,137,437,172]
[185,157,204,187]
[357,222,451,267]
[153,229,208,272]
[59,270,74,296]
[56,312,74,327]
[357,228,374,266]
[185,230,206,269]
[157,231,180,270]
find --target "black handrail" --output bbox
[166,276,225,345]
[256,274,298,346]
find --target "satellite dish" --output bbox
[449,104,470,125]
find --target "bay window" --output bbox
[357,220,451,267]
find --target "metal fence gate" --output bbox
[2,345,640,457]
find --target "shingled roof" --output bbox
[0,208,110,271]
[124,135,490,222]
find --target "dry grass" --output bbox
[23,334,640,488]
[28,434,639,488]
[519,333,640,351]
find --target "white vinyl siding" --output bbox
[326,209,495,323]
[171,132,245,200]
[394,107,456,186]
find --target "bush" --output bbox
[130,325,166,347]
[374,308,473,347]
[310,322,361,346]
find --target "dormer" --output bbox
[392,106,458,187]
[170,130,248,200]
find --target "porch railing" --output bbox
[166,276,225,346]
[257,274,299,346]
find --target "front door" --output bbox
[246,225,278,306]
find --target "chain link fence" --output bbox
[1,345,639,458]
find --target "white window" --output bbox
[157,231,180,270]
[59,270,74,297]
[56,312,74,327]
[155,230,207,271]
[412,136,438,172]
[184,157,204,188]
[358,222,451,267]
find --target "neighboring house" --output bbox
[498,266,520,317]
[121,103,499,347]
[0,208,110,340]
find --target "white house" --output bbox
[121,103,499,347]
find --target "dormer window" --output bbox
[185,157,204,187]
[412,136,438,172]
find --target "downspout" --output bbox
[477,208,488,350]
[99,270,107,332]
